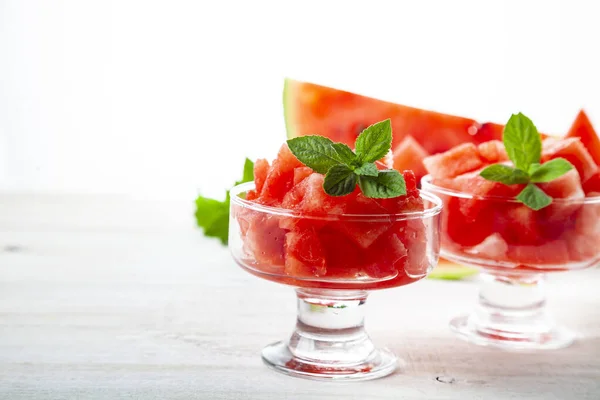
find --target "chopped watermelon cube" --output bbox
[254,158,270,194]
[495,204,540,245]
[468,233,509,261]
[284,227,326,277]
[542,137,599,183]
[583,172,600,195]
[362,231,408,279]
[245,190,259,200]
[318,227,362,275]
[507,240,571,265]
[575,203,600,236]
[260,144,304,203]
[566,234,599,263]
[334,194,391,248]
[442,196,494,247]
[423,143,484,179]
[565,110,600,165]
[282,173,348,215]
[392,135,429,183]
[397,219,429,277]
[536,169,584,231]
[402,170,419,193]
[477,140,508,163]
[538,168,584,199]
[293,167,314,185]
[237,211,286,266]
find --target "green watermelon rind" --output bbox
[427,265,479,280]
[283,78,297,139]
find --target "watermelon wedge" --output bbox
[566,110,600,165]
[428,259,479,280]
[283,79,504,156]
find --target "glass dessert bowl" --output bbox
[422,174,600,350]
[229,181,442,381]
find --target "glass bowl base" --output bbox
[261,341,397,381]
[450,315,575,351]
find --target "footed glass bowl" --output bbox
[229,182,442,381]
[422,175,600,350]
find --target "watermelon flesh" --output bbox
[392,136,430,183]
[478,140,508,163]
[542,137,599,183]
[424,137,600,270]
[232,145,434,289]
[284,79,506,183]
[423,143,484,179]
[566,110,600,165]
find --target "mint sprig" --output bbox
[195,158,254,244]
[479,113,574,210]
[287,119,406,198]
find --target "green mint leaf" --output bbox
[235,158,254,186]
[287,136,347,174]
[195,158,255,245]
[517,183,552,210]
[358,170,407,198]
[354,119,393,163]
[323,164,357,196]
[354,162,378,177]
[195,196,229,244]
[479,164,530,185]
[203,210,229,245]
[529,158,574,183]
[503,113,541,171]
[331,143,357,165]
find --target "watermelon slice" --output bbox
[392,136,429,182]
[542,137,599,183]
[283,78,504,174]
[565,110,600,165]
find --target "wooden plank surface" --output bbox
[0,194,599,399]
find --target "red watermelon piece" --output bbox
[254,158,270,194]
[575,202,600,236]
[496,204,540,245]
[392,135,429,183]
[318,227,362,276]
[362,231,408,279]
[536,169,583,239]
[334,194,391,248]
[538,168,584,199]
[293,167,313,185]
[260,144,303,204]
[468,233,509,262]
[441,196,494,248]
[583,172,600,195]
[398,219,429,277]
[237,211,286,266]
[566,234,599,263]
[477,140,508,163]
[284,78,504,156]
[284,227,327,278]
[507,240,571,265]
[565,110,600,165]
[542,137,599,183]
[423,143,484,179]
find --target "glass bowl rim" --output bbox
[229,182,443,221]
[421,174,600,205]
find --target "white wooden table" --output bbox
[1,194,599,399]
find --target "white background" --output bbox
[1,0,599,200]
